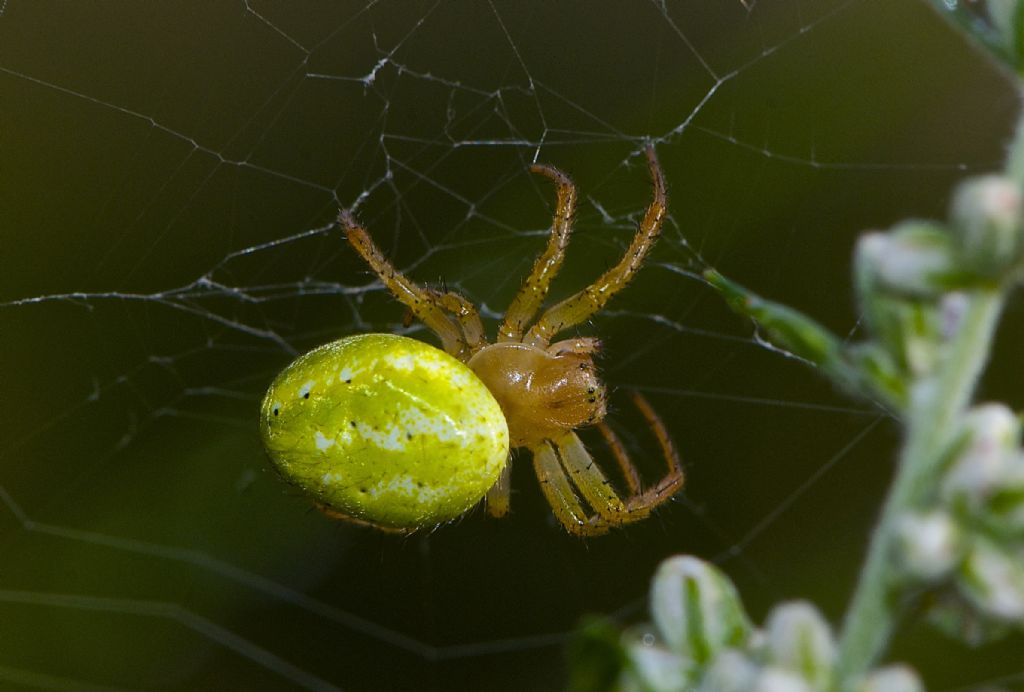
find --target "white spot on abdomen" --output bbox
[315,431,335,450]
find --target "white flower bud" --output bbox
[939,291,969,340]
[942,404,1020,515]
[853,665,925,692]
[854,225,953,378]
[855,223,955,299]
[622,641,691,692]
[988,455,1024,531]
[960,538,1024,622]
[763,601,836,689]
[699,650,759,692]
[951,175,1023,277]
[893,511,961,581]
[752,667,813,692]
[650,556,753,663]
[909,378,940,412]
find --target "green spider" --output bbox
[261,146,684,535]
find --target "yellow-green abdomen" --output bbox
[260,333,509,529]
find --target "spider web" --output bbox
[0,1,1020,690]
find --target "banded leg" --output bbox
[341,210,467,358]
[498,164,578,342]
[524,145,667,348]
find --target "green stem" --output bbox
[922,0,1018,74]
[836,289,1004,683]
[1006,106,1024,187]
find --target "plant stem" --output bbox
[922,0,1017,75]
[836,289,1004,682]
[1006,107,1024,187]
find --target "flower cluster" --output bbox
[690,169,1024,679]
[615,556,922,692]
[894,403,1024,642]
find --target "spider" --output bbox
[336,145,684,536]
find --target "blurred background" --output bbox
[1,1,1021,689]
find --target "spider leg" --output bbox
[427,288,487,355]
[554,432,627,521]
[546,337,601,357]
[524,145,667,348]
[341,210,468,358]
[596,422,641,496]
[485,463,512,518]
[533,440,611,536]
[317,503,413,533]
[628,391,685,500]
[532,393,684,536]
[498,164,578,342]
[596,392,685,523]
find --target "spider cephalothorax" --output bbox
[467,341,606,448]
[332,145,684,536]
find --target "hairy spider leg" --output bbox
[596,421,642,496]
[484,463,512,518]
[546,336,601,356]
[533,441,606,536]
[591,392,684,502]
[317,504,410,533]
[554,432,628,520]
[627,391,685,501]
[498,164,578,343]
[524,145,667,348]
[427,288,487,354]
[533,435,642,537]
[341,210,470,359]
[531,392,684,536]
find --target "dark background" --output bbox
[1,1,1021,690]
